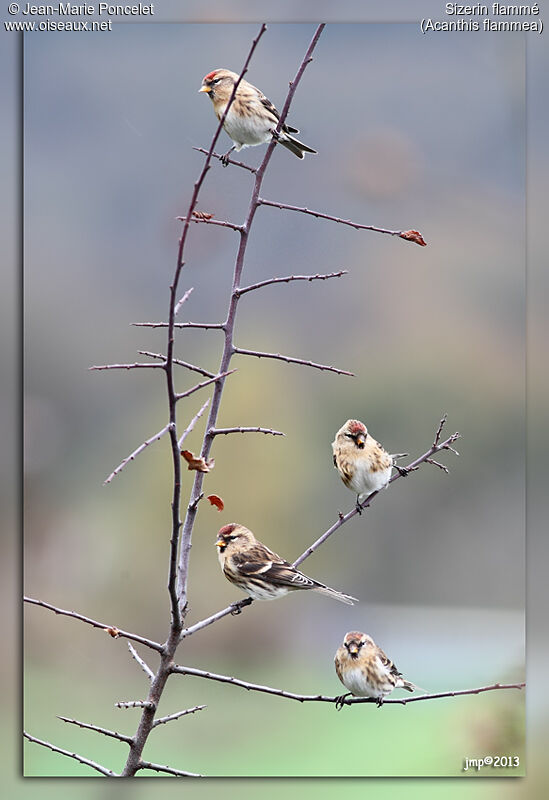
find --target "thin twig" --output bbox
[127,642,155,682]
[171,668,525,707]
[177,398,210,449]
[152,705,207,728]
[174,369,237,402]
[23,596,163,652]
[233,346,354,376]
[103,423,173,485]
[258,197,422,241]
[115,701,156,710]
[23,732,117,777]
[210,426,285,437]
[131,321,224,330]
[89,362,161,371]
[177,216,244,232]
[137,760,202,778]
[193,146,258,173]
[236,270,348,296]
[138,350,215,379]
[56,716,133,745]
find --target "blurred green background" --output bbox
[11,7,537,786]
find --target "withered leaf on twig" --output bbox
[181,449,215,472]
[192,210,214,220]
[105,627,120,638]
[399,229,427,247]
[207,494,224,511]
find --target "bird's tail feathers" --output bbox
[313,585,358,605]
[398,678,423,693]
[280,133,317,158]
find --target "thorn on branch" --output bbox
[127,642,155,682]
[174,287,194,316]
[23,732,118,776]
[137,760,202,778]
[178,399,211,449]
[175,369,237,403]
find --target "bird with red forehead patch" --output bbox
[215,523,357,606]
[332,419,407,513]
[334,631,418,708]
[199,69,316,165]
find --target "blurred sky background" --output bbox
[2,0,547,791]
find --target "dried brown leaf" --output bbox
[400,229,427,246]
[207,494,224,511]
[192,210,214,220]
[181,449,215,472]
[105,627,120,638]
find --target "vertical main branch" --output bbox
[164,25,268,627]
[176,24,326,618]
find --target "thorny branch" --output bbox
[24,25,519,782]
[171,667,525,707]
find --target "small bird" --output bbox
[334,631,417,708]
[332,419,406,512]
[199,69,317,164]
[216,523,357,605]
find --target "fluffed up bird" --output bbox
[199,69,317,164]
[334,631,418,708]
[332,419,407,512]
[216,523,357,605]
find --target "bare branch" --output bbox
[236,270,348,296]
[258,197,426,244]
[152,705,207,728]
[56,715,133,745]
[138,350,215,379]
[177,398,210,449]
[127,642,155,682]
[210,426,285,437]
[132,321,224,330]
[171,668,524,707]
[425,457,450,473]
[180,599,254,641]
[175,369,237,402]
[115,701,155,710]
[233,347,354,377]
[89,362,161,372]
[24,596,163,653]
[177,215,244,232]
[292,422,460,568]
[137,760,202,778]
[174,287,193,317]
[23,732,117,777]
[175,26,326,618]
[103,423,172,485]
[193,146,258,173]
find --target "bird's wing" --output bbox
[258,92,299,133]
[376,647,402,681]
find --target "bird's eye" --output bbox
[211,77,221,85]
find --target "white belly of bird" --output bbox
[342,667,382,699]
[350,460,392,498]
[223,107,272,149]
